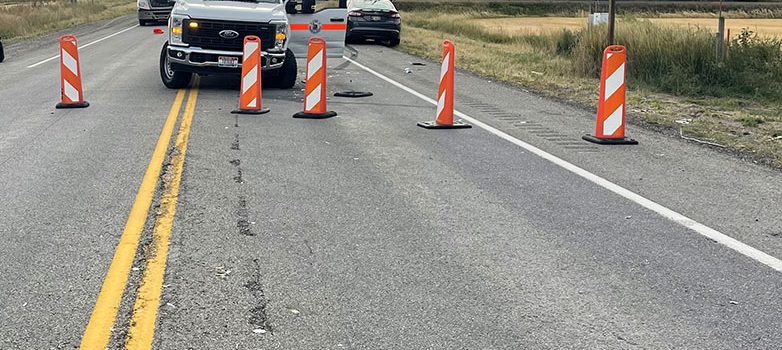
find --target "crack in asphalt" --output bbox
[231,123,252,237]
[245,258,273,335]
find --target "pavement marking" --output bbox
[125,79,200,350]
[344,56,782,274]
[27,25,140,68]
[78,88,186,350]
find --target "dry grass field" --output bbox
[0,0,135,41]
[469,17,782,38]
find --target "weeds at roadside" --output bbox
[0,0,135,42]
[400,9,782,168]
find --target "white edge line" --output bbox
[27,24,140,68]
[343,56,782,274]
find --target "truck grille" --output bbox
[183,19,276,52]
[149,0,174,7]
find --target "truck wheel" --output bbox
[139,19,148,26]
[159,43,192,89]
[274,49,298,89]
[0,41,4,63]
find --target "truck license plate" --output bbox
[218,56,239,68]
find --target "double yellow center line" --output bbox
[79,79,200,350]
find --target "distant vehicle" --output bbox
[346,0,401,47]
[159,0,347,89]
[137,0,175,26]
[0,40,4,63]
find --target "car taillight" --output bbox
[390,12,400,18]
[349,11,363,17]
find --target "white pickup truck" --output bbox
[160,0,348,89]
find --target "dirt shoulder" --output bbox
[398,18,782,169]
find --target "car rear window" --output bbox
[349,0,396,11]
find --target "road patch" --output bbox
[125,79,200,350]
[78,88,186,349]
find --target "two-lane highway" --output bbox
[0,15,780,349]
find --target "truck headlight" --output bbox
[170,15,188,45]
[273,22,288,51]
[137,0,151,10]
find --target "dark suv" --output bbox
[346,0,401,47]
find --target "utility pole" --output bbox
[716,0,726,61]
[607,0,617,46]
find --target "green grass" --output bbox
[0,0,136,42]
[570,21,782,101]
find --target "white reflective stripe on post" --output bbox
[243,41,259,61]
[64,80,80,102]
[436,90,446,117]
[602,104,623,135]
[307,49,323,80]
[61,49,79,76]
[306,85,321,111]
[604,63,625,102]
[440,52,450,82]
[242,66,258,95]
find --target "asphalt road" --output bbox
[0,15,780,349]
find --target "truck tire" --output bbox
[274,49,297,89]
[139,19,148,26]
[159,43,192,89]
[0,41,4,63]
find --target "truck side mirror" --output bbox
[285,0,298,14]
[301,0,315,14]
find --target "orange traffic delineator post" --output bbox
[583,45,637,145]
[232,36,270,115]
[56,35,89,109]
[418,40,470,129]
[293,38,337,119]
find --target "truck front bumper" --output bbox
[138,8,172,22]
[167,46,285,74]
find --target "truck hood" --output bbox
[172,0,286,23]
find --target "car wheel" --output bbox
[388,37,400,47]
[272,49,298,89]
[159,43,192,89]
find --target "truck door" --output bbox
[287,1,348,59]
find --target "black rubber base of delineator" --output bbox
[417,120,472,129]
[231,108,270,115]
[334,91,374,98]
[582,134,639,145]
[55,101,90,109]
[293,111,337,119]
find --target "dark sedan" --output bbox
[346,0,401,47]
